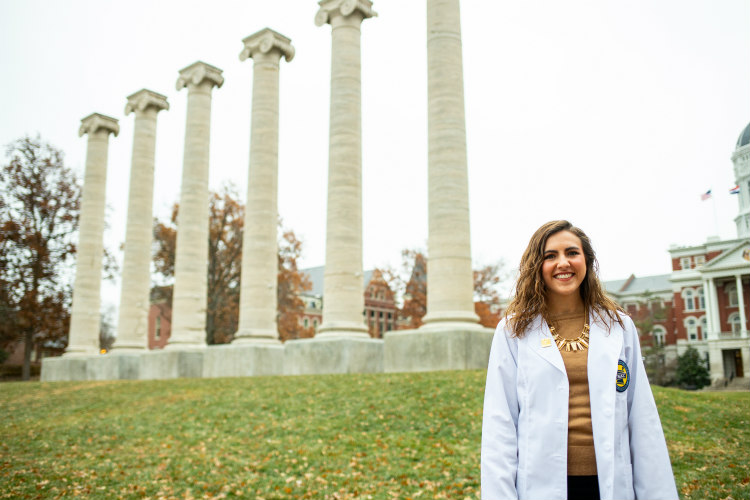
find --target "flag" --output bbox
[729,185,740,195]
[700,189,712,201]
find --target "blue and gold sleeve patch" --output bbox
[616,359,629,392]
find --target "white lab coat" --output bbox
[481,312,678,500]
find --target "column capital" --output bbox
[79,113,119,138]
[239,28,295,63]
[125,89,169,116]
[176,61,224,91]
[315,0,377,27]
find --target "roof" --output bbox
[603,273,672,296]
[737,121,750,149]
[301,266,374,296]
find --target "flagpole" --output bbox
[711,191,719,236]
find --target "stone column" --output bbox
[234,29,294,344]
[66,113,119,356]
[737,274,747,338]
[315,0,376,337]
[167,61,224,348]
[702,279,714,339]
[111,90,169,351]
[421,0,478,326]
[709,278,721,335]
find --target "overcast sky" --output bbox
[1,0,748,311]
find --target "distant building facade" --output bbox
[606,122,750,385]
[147,267,397,346]
[299,266,398,338]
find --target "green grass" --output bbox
[1,372,748,499]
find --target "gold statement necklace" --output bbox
[547,316,590,352]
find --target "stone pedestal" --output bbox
[140,348,205,380]
[422,0,478,327]
[203,344,285,378]
[284,337,383,375]
[66,114,119,356]
[234,29,294,344]
[41,356,90,382]
[168,62,224,348]
[113,89,169,351]
[315,0,376,338]
[86,353,142,380]
[384,324,494,373]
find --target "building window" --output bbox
[155,315,162,340]
[683,289,695,311]
[303,318,309,328]
[680,257,691,269]
[729,313,742,335]
[697,288,705,310]
[685,317,698,341]
[695,255,705,267]
[652,325,666,347]
[699,316,707,340]
[313,319,319,331]
[727,284,738,307]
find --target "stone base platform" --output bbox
[203,344,284,378]
[87,353,142,380]
[284,337,383,375]
[41,355,90,382]
[140,349,205,380]
[384,324,495,373]
[40,327,496,381]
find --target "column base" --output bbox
[232,328,281,344]
[203,344,284,377]
[284,336,383,375]
[316,320,369,339]
[422,310,480,325]
[62,345,99,357]
[384,324,495,373]
[109,343,148,352]
[164,341,207,350]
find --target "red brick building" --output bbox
[605,121,750,385]
[299,266,398,338]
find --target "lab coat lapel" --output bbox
[587,313,622,405]
[587,312,623,500]
[527,315,566,376]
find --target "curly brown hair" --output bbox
[504,220,624,337]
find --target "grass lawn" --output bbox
[1,371,748,499]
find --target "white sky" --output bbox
[1,0,748,311]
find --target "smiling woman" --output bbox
[481,220,679,500]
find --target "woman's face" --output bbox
[541,230,587,302]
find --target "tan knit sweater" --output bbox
[549,309,598,476]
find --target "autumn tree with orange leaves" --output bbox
[152,186,311,343]
[278,229,314,341]
[0,137,80,380]
[473,262,508,328]
[385,249,507,329]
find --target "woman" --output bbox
[481,221,677,500]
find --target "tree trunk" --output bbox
[22,328,32,381]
